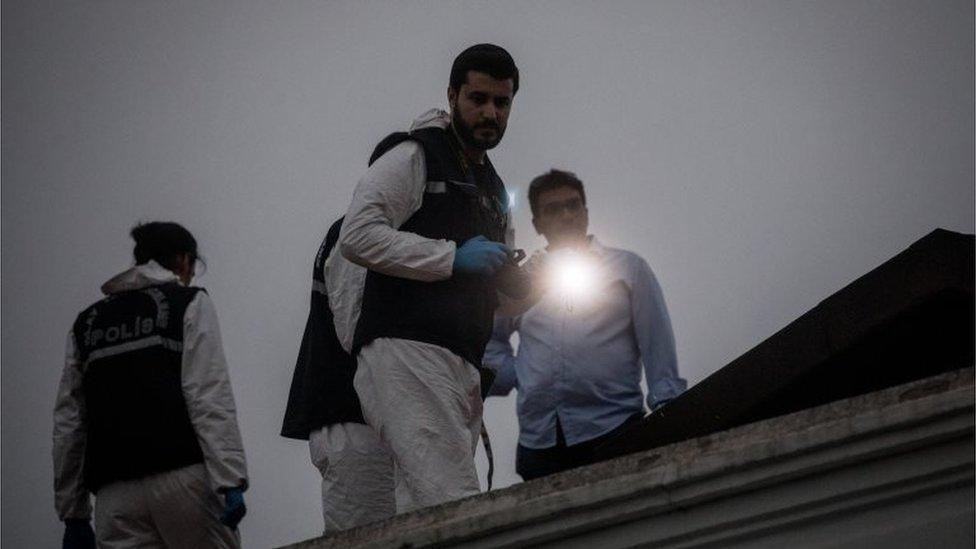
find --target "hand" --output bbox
[62,518,95,549]
[219,487,247,529]
[495,263,532,299]
[452,236,510,277]
[494,250,548,316]
[522,250,549,278]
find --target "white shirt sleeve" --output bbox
[181,292,249,493]
[484,316,519,397]
[629,256,687,410]
[338,140,457,281]
[52,331,92,520]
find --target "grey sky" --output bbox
[2,1,972,547]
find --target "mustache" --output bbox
[474,121,500,131]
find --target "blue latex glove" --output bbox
[453,235,510,277]
[62,518,95,549]
[219,487,247,529]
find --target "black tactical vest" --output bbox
[281,217,365,440]
[353,126,509,367]
[72,282,205,491]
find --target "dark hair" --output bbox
[130,221,199,272]
[528,169,587,218]
[449,43,519,95]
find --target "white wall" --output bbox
[2,1,972,547]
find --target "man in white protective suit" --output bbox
[281,217,398,533]
[335,43,529,512]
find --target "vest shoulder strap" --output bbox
[368,131,412,167]
[368,127,451,182]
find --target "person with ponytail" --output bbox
[53,221,249,549]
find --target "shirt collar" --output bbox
[586,235,607,256]
[544,235,605,257]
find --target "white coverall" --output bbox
[304,241,398,533]
[307,422,395,531]
[53,261,248,548]
[336,109,511,511]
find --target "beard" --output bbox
[452,108,505,151]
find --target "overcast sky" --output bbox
[2,1,972,547]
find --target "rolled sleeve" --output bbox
[630,257,686,410]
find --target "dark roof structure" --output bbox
[599,228,974,459]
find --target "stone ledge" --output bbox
[282,368,974,548]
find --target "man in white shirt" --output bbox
[486,170,687,480]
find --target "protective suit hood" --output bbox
[101,261,181,295]
[410,108,451,132]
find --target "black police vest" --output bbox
[72,282,205,491]
[281,217,365,440]
[353,126,509,367]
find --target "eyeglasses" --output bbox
[540,197,584,217]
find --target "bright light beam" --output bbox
[549,250,597,302]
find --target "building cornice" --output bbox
[283,368,974,548]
